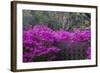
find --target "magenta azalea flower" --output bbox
[23,25,91,62]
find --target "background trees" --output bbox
[23,10,91,31]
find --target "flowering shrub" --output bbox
[23,25,91,62]
[23,25,61,62]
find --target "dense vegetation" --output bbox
[23,10,90,31]
[23,10,91,62]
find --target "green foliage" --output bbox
[23,10,91,31]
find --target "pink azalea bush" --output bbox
[23,25,91,62]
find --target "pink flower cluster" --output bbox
[23,25,91,62]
